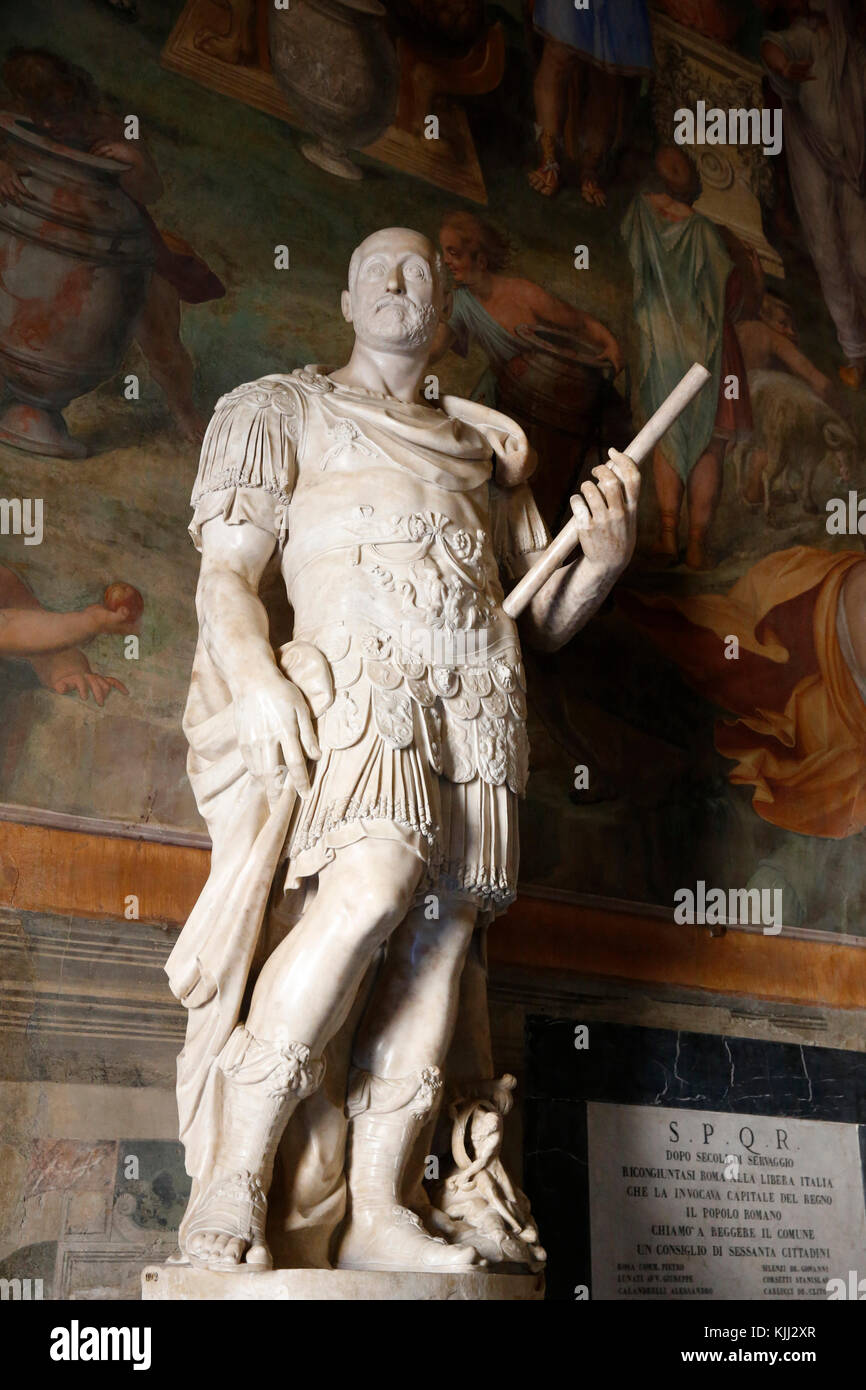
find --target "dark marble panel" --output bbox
[524,1019,866,1301]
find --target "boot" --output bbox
[337,1064,482,1273]
[181,1025,325,1271]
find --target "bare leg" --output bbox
[578,63,621,208]
[685,439,724,570]
[353,900,476,1075]
[742,446,767,506]
[651,446,683,560]
[182,838,425,1270]
[337,900,482,1271]
[529,39,575,197]
[133,274,206,444]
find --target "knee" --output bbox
[407,903,476,963]
[328,853,420,951]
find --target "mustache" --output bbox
[367,295,438,343]
[374,294,416,312]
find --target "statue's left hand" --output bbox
[278,641,334,717]
[569,449,640,580]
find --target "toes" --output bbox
[245,1242,272,1270]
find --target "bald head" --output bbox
[341,227,447,355]
[347,227,443,296]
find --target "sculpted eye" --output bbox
[405,261,428,279]
[366,261,386,277]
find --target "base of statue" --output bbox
[142,1263,544,1301]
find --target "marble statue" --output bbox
[166,226,640,1280]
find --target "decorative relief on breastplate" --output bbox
[346,508,500,633]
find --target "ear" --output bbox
[341,289,352,324]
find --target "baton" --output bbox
[501,362,711,619]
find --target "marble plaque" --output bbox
[588,1101,866,1300]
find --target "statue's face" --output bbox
[344,230,441,355]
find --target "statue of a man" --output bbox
[167,227,639,1276]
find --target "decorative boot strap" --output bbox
[218,1025,326,1100]
[346,1064,441,1121]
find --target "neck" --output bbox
[465,270,493,298]
[329,341,429,404]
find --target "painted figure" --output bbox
[0,565,135,703]
[622,147,755,569]
[762,0,866,389]
[528,0,652,203]
[432,211,623,526]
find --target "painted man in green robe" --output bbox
[622,147,754,570]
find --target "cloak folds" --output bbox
[621,547,866,840]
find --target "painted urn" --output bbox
[0,114,153,459]
[268,0,399,180]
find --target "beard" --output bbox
[360,295,438,349]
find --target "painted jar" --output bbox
[0,114,153,459]
[268,0,399,180]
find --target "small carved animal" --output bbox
[731,370,858,519]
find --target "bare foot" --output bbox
[529,162,561,197]
[685,535,715,571]
[580,175,606,208]
[839,363,866,390]
[651,521,679,563]
[528,131,560,198]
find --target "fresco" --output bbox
[1,0,865,934]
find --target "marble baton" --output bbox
[501,362,711,619]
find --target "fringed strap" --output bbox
[488,479,551,579]
[191,375,303,506]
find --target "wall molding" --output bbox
[1,819,863,1011]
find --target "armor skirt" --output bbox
[281,674,521,917]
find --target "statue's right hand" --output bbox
[234,670,321,798]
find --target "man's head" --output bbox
[655,145,702,204]
[439,211,511,286]
[341,228,447,356]
[3,47,98,123]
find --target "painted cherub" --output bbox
[0,564,136,704]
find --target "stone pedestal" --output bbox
[142,1264,544,1301]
